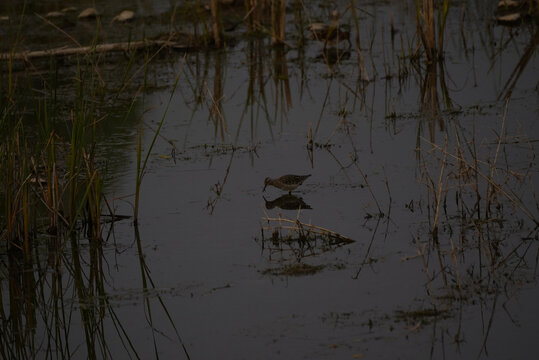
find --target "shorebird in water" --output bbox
[263,174,311,194]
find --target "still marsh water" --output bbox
[1,0,538,359]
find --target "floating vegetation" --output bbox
[394,307,452,325]
[260,263,325,276]
[259,216,354,262]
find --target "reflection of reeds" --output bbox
[134,225,191,359]
[272,45,292,112]
[405,101,539,337]
[349,2,369,81]
[0,222,189,358]
[271,0,287,44]
[414,57,453,143]
[205,51,230,141]
[240,37,272,140]
[498,28,539,100]
[237,33,293,137]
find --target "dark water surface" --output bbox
[1,0,538,359]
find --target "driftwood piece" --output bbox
[0,39,191,61]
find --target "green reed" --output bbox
[0,58,110,258]
[134,54,185,223]
[1,34,142,360]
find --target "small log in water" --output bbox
[0,39,191,61]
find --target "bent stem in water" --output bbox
[134,55,186,223]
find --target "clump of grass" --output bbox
[1,23,133,253]
[394,307,451,324]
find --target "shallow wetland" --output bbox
[1,0,538,359]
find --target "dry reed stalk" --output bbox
[312,78,332,139]
[415,0,436,62]
[245,0,261,31]
[437,0,449,59]
[271,0,277,42]
[210,0,222,47]
[349,4,369,81]
[415,0,449,63]
[498,30,539,100]
[449,238,462,292]
[421,136,538,226]
[244,0,253,30]
[485,100,508,219]
[271,0,287,44]
[400,237,433,289]
[244,0,263,31]
[35,12,82,47]
[423,0,436,60]
[207,150,235,214]
[352,162,382,215]
[262,216,355,243]
[424,159,449,288]
[432,136,448,235]
[279,0,286,42]
[254,0,266,31]
[325,112,345,146]
[367,22,377,77]
[36,155,69,229]
[418,59,450,139]
[203,80,230,142]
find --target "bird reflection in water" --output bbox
[263,194,312,210]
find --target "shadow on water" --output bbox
[263,194,311,210]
